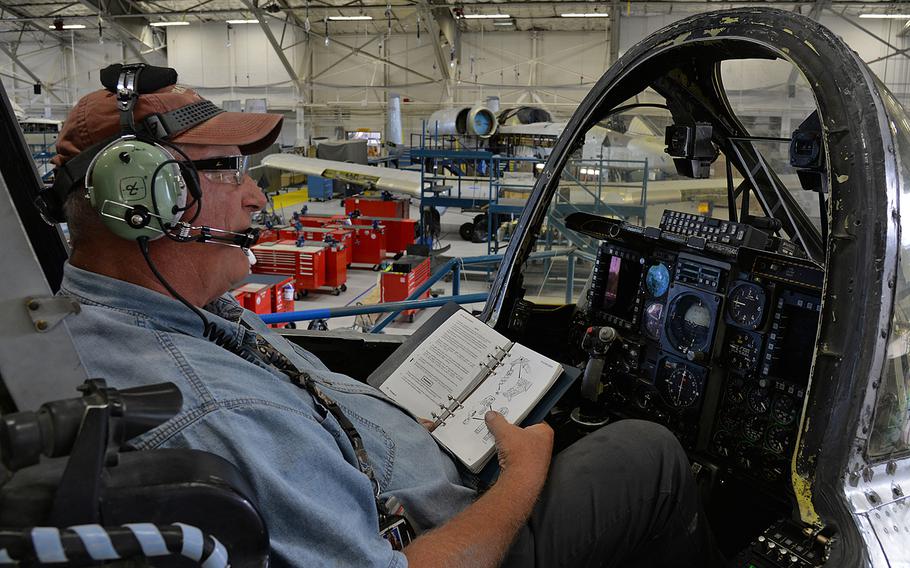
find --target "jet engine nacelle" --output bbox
[426,106,498,138]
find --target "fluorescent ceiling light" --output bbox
[858,13,910,18]
[150,21,190,27]
[493,21,514,26]
[462,14,511,19]
[226,19,259,24]
[328,15,373,21]
[49,24,86,29]
[560,13,609,18]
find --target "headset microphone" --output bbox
[190,226,260,249]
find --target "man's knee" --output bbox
[592,419,690,484]
[616,419,686,457]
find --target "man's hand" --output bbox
[485,411,553,490]
[402,412,555,568]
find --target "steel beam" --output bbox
[826,7,910,61]
[0,43,65,103]
[0,1,68,46]
[78,0,153,45]
[310,33,383,81]
[609,0,621,64]
[309,29,438,82]
[418,1,451,82]
[239,0,302,90]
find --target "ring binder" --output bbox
[370,303,566,472]
[429,341,515,429]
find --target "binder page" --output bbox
[379,309,508,419]
[432,342,563,471]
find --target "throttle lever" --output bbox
[572,326,619,428]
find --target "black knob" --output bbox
[687,350,706,362]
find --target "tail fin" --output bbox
[627,116,658,137]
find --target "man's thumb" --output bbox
[485,410,508,437]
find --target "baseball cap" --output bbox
[52,84,283,166]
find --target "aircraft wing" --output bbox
[497,122,568,137]
[261,153,423,197]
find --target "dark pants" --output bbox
[501,420,721,568]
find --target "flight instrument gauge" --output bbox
[666,293,714,356]
[727,282,767,329]
[658,365,702,409]
[643,301,664,340]
[743,416,765,444]
[747,385,771,414]
[772,395,798,425]
[646,263,671,297]
[727,330,760,373]
[765,425,792,455]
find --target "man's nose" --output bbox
[242,176,268,211]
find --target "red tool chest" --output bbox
[256,228,281,243]
[251,240,326,298]
[344,196,409,219]
[232,282,272,315]
[380,255,431,322]
[294,239,349,295]
[239,273,296,326]
[352,217,416,254]
[345,224,387,268]
[299,226,354,266]
[298,216,334,228]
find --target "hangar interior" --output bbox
[3,1,910,567]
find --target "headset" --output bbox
[39,63,258,249]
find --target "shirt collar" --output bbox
[59,261,245,340]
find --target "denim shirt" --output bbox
[59,262,477,567]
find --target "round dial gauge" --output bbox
[743,416,765,444]
[659,365,701,409]
[666,294,713,354]
[747,386,771,414]
[762,461,786,482]
[636,390,654,411]
[736,447,759,470]
[643,301,664,340]
[717,409,740,433]
[765,425,792,455]
[646,263,671,297]
[772,395,798,425]
[727,282,767,329]
[727,331,759,373]
[724,375,745,405]
[712,431,734,459]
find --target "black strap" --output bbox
[40,135,120,223]
[138,100,224,140]
[239,326,383,500]
[101,63,178,95]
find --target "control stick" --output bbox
[571,326,618,427]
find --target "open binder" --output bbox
[368,303,577,473]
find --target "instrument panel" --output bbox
[585,211,823,486]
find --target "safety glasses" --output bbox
[193,155,251,186]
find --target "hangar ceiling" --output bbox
[1,0,909,42]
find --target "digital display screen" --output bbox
[770,303,819,383]
[600,255,643,323]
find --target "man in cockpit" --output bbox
[51,74,720,567]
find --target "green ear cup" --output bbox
[86,138,187,240]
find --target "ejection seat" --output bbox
[0,379,269,567]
